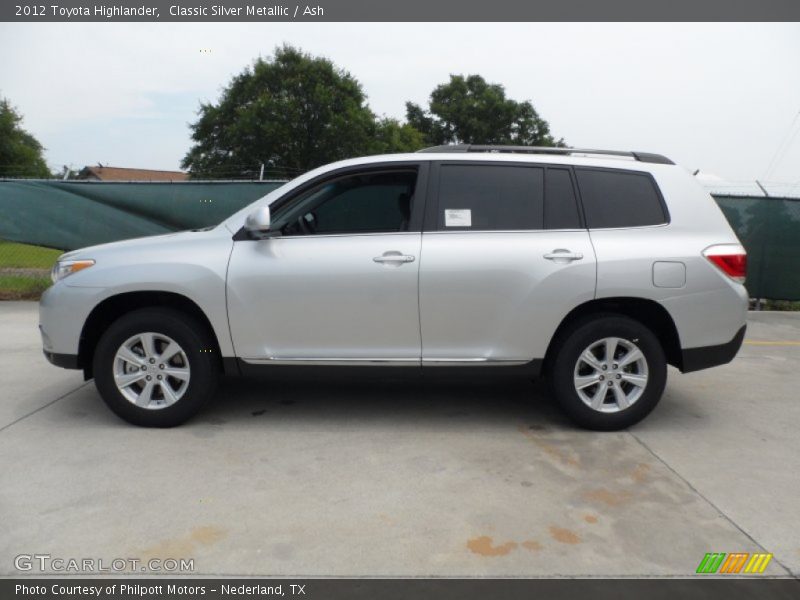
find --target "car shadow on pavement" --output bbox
[191,375,573,431]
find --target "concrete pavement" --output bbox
[1,302,798,577]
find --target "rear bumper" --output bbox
[680,325,746,373]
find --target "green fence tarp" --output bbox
[0,180,284,251]
[1,181,799,300]
[714,195,800,301]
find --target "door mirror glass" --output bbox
[244,206,272,239]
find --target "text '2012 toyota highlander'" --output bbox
[39,145,748,429]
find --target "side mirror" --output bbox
[244,206,272,239]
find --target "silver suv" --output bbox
[40,146,748,429]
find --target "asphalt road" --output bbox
[1,302,798,577]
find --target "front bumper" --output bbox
[39,282,99,359]
[43,350,81,370]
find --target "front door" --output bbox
[227,166,425,364]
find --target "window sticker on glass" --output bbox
[445,209,472,227]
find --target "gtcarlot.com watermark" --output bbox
[14,554,194,573]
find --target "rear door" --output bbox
[419,161,597,364]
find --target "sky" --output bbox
[1,22,799,187]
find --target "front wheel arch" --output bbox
[78,291,223,380]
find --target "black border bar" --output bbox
[3,0,800,22]
[4,578,800,600]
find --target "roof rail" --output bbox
[416,144,674,165]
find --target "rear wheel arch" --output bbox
[544,297,683,371]
[79,291,223,379]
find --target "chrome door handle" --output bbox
[373,254,415,263]
[544,249,584,261]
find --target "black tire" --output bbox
[549,314,667,431]
[93,308,219,427]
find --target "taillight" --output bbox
[703,245,747,284]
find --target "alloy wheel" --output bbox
[573,336,649,413]
[112,332,190,409]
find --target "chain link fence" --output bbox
[0,179,283,299]
[714,195,800,302]
[1,180,798,301]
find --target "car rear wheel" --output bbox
[93,308,219,427]
[549,314,667,430]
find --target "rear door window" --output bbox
[545,168,582,229]
[437,164,544,230]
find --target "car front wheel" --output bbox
[93,308,219,427]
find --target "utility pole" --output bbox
[754,179,769,311]
[259,163,265,181]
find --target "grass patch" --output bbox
[0,274,51,300]
[0,240,62,269]
[761,299,800,311]
[0,241,60,300]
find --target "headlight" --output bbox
[51,259,95,283]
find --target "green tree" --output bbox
[369,118,426,155]
[406,74,565,147]
[0,97,51,178]
[183,45,421,178]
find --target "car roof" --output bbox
[417,144,673,165]
[324,151,676,174]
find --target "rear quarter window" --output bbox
[575,168,667,228]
